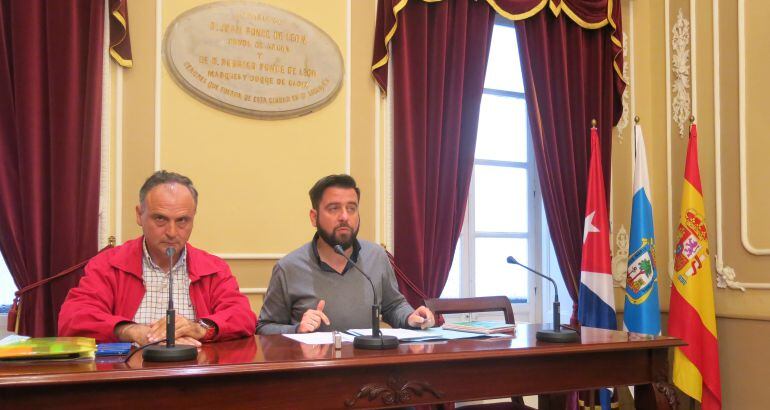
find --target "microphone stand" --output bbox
[333,245,398,350]
[143,247,199,361]
[506,256,579,343]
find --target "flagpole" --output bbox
[634,115,640,162]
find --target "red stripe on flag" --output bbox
[702,389,721,410]
[684,124,703,195]
[581,128,612,274]
[669,286,722,408]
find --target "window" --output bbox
[0,256,15,314]
[441,18,565,325]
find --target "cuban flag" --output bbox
[578,127,617,331]
[578,126,617,410]
[623,124,661,335]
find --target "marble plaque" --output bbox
[163,1,344,119]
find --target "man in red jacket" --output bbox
[59,171,256,345]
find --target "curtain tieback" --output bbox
[7,242,114,333]
[384,251,448,325]
[384,250,429,301]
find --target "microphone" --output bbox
[506,256,559,305]
[333,244,398,350]
[166,247,176,347]
[506,256,579,343]
[143,247,199,361]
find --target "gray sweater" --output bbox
[257,239,415,334]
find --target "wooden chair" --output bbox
[425,296,515,325]
[424,296,534,410]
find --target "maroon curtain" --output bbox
[0,0,104,336]
[383,0,496,307]
[515,8,624,321]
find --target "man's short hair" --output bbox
[139,170,198,207]
[309,174,360,210]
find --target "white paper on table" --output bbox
[282,332,355,345]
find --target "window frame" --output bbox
[442,17,549,324]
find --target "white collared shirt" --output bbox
[133,241,196,324]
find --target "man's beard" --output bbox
[317,222,359,250]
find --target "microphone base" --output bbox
[142,344,198,362]
[353,334,399,350]
[536,326,580,343]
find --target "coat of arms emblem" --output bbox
[674,209,708,278]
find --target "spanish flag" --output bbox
[668,124,722,409]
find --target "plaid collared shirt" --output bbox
[132,241,197,325]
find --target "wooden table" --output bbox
[0,324,683,409]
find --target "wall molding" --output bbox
[690,0,697,123]
[99,7,112,249]
[154,0,162,171]
[629,0,637,183]
[615,32,631,144]
[384,61,394,250]
[665,2,695,280]
[610,0,637,289]
[375,82,382,244]
[612,225,629,287]
[665,0,674,279]
[115,65,124,243]
[713,0,736,289]
[712,0,739,291]
[660,310,770,321]
[671,8,691,139]
[738,0,770,257]
[371,1,382,245]
[630,0,636,131]
[713,0,770,291]
[345,0,351,174]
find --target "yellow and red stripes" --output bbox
[668,124,722,410]
[669,287,721,409]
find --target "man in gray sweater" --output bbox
[257,174,434,334]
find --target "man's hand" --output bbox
[297,300,331,333]
[407,306,435,329]
[174,336,203,346]
[147,314,204,346]
[114,322,152,345]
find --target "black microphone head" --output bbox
[166,247,175,258]
[333,244,345,255]
[506,256,518,265]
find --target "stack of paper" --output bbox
[345,328,509,342]
[283,332,354,345]
[442,321,516,334]
[0,337,96,360]
[346,328,443,342]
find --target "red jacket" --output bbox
[58,237,257,343]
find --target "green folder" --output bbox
[0,337,96,360]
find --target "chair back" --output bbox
[425,296,515,324]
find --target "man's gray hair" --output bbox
[139,170,198,207]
